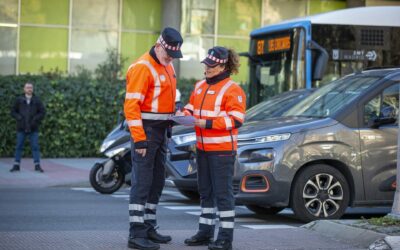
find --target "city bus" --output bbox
[244,6,400,106]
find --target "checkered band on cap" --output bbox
[158,35,181,51]
[207,54,228,64]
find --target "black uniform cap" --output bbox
[201,46,229,67]
[157,27,183,58]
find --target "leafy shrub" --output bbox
[0,72,125,157]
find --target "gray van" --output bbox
[234,68,400,222]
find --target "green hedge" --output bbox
[0,72,198,158]
[0,73,125,157]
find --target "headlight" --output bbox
[100,139,116,153]
[104,147,125,158]
[171,132,196,145]
[238,133,291,146]
[240,149,275,163]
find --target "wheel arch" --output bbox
[289,159,355,207]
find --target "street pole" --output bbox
[389,91,400,219]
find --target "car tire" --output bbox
[89,162,124,194]
[290,164,350,222]
[178,189,200,200]
[245,205,284,215]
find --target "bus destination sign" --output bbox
[256,35,291,55]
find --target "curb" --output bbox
[302,220,387,248]
[385,236,400,250]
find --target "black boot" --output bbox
[184,231,213,246]
[35,164,44,173]
[147,229,171,243]
[10,164,20,172]
[127,237,160,250]
[208,239,232,250]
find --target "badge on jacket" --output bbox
[160,75,166,81]
[238,95,243,103]
[207,90,215,95]
[197,88,202,95]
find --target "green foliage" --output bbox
[0,72,125,157]
[367,215,400,226]
[177,78,197,104]
[95,48,128,82]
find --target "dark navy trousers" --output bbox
[196,149,236,242]
[129,126,167,238]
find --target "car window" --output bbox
[364,96,381,125]
[284,76,379,118]
[363,83,399,126]
[245,90,311,122]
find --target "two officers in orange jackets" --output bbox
[124,27,246,250]
[183,47,246,250]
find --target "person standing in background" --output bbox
[10,82,46,173]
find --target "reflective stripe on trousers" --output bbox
[196,150,236,241]
[128,126,167,238]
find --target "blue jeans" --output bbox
[14,131,41,165]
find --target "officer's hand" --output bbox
[175,110,185,116]
[195,119,206,128]
[135,148,147,157]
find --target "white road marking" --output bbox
[241,224,296,229]
[111,194,129,198]
[164,206,200,210]
[71,187,96,192]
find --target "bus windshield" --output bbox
[284,75,379,118]
[248,27,306,106]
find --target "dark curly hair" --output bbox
[225,48,240,75]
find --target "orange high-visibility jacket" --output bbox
[184,78,246,152]
[124,52,176,146]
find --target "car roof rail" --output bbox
[363,66,400,71]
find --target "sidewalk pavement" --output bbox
[0,157,102,188]
[1,158,400,249]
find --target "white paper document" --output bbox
[170,115,195,126]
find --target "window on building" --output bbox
[0,0,18,74]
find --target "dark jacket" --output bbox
[11,95,46,132]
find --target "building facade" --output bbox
[0,0,398,83]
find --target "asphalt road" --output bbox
[0,186,390,249]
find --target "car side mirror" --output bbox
[369,117,397,128]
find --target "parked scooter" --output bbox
[89,118,132,194]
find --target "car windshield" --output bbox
[284,75,380,118]
[246,90,312,122]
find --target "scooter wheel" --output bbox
[89,162,124,194]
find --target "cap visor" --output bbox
[167,49,183,58]
[201,58,219,67]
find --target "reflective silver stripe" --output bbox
[215,80,235,113]
[199,217,215,225]
[127,120,143,127]
[220,221,234,228]
[228,111,245,120]
[224,117,232,130]
[134,60,161,113]
[184,104,194,111]
[197,135,237,144]
[125,92,145,102]
[201,207,216,214]
[145,203,157,210]
[129,216,144,223]
[219,210,235,217]
[193,109,227,118]
[194,80,206,91]
[129,204,145,211]
[141,113,172,120]
[144,214,156,220]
